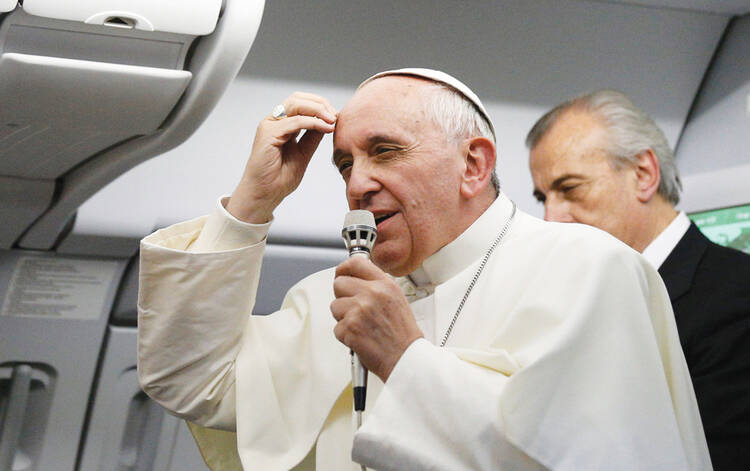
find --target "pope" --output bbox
[137,69,711,470]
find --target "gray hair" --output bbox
[525,89,682,205]
[425,83,500,195]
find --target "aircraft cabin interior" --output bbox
[1,0,749,470]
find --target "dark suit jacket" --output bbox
[659,223,750,471]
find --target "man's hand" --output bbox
[226,92,338,223]
[331,256,424,382]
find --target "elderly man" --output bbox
[138,70,710,471]
[527,89,750,470]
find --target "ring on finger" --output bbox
[271,104,287,119]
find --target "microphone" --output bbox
[341,210,378,421]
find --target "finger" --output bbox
[281,138,315,181]
[332,274,364,299]
[281,99,336,123]
[333,321,350,347]
[333,312,368,349]
[288,92,338,117]
[335,256,383,281]
[330,297,356,321]
[269,115,335,145]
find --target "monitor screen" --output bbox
[688,203,750,255]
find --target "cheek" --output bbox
[578,188,625,226]
[567,189,609,224]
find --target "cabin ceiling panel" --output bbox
[240,0,727,123]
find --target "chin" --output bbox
[371,247,409,277]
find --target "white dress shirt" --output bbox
[641,212,691,269]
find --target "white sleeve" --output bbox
[137,196,352,469]
[189,196,271,253]
[137,196,270,430]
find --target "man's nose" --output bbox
[346,162,380,207]
[544,200,575,223]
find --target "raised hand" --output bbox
[226,92,337,223]
[331,256,424,382]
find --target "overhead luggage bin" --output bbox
[0,0,265,251]
[23,0,222,35]
[0,53,192,180]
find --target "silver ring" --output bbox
[271,104,287,119]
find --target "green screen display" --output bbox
[689,203,750,255]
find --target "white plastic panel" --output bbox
[675,14,750,213]
[2,9,194,70]
[676,15,750,177]
[0,364,54,471]
[0,250,126,471]
[0,0,15,13]
[0,52,192,179]
[680,163,750,213]
[0,177,55,249]
[22,0,222,35]
[79,326,208,471]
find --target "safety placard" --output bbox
[1,256,121,319]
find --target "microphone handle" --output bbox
[352,352,367,412]
[349,251,369,413]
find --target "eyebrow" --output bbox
[332,134,400,166]
[550,174,584,189]
[532,174,586,200]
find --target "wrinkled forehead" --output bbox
[334,76,441,142]
[342,75,436,117]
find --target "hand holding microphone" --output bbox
[340,210,377,417]
[333,210,425,420]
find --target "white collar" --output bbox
[404,192,515,288]
[641,211,691,269]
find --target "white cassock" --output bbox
[137,193,711,471]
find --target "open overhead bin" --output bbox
[0,0,265,251]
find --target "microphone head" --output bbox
[343,209,375,228]
[342,210,377,256]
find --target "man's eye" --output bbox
[337,161,352,174]
[560,185,581,200]
[374,146,396,155]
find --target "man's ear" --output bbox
[460,136,496,199]
[633,149,661,203]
